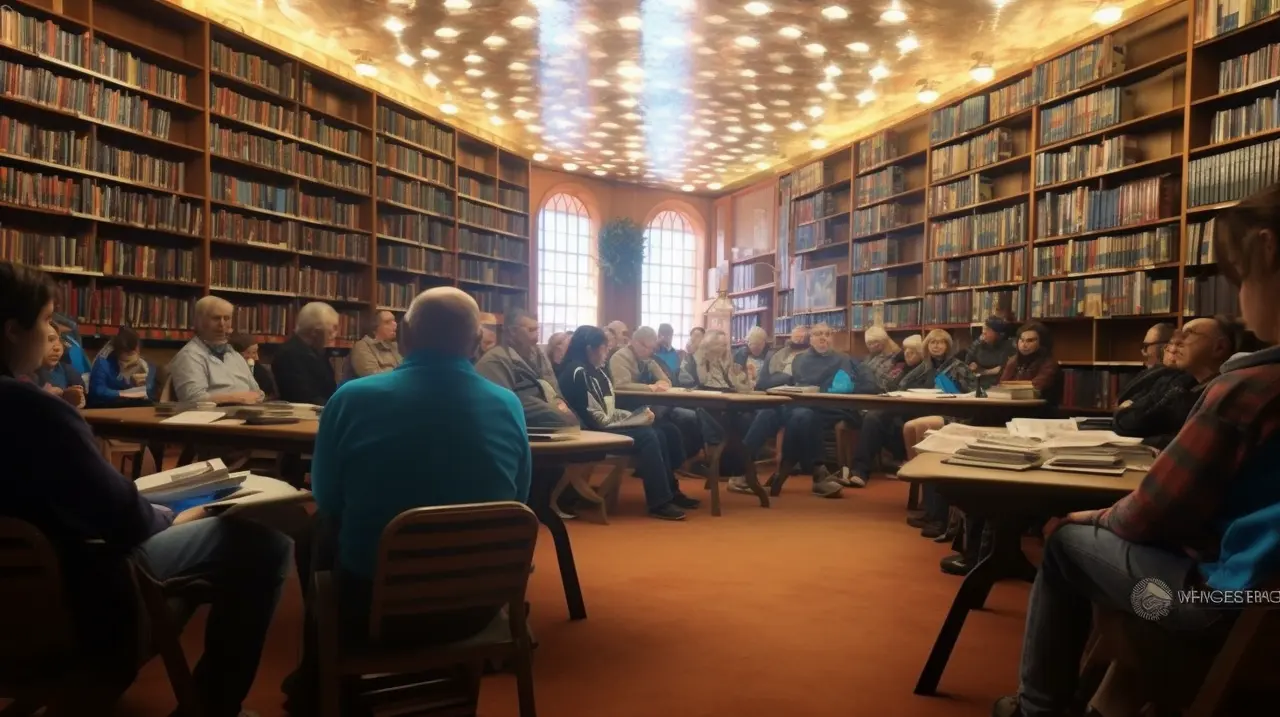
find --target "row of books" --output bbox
[930,127,1015,182]
[1185,218,1217,265]
[929,174,992,214]
[923,286,1025,324]
[1034,135,1140,187]
[927,248,1024,291]
[1060,368,1140,412]
[731,291,770,311]
[0,116,187,192]
[377,213,452,246]
[853,203,909,238]
[1030,272,1174,318]
[377,138,453,187]
[211,39,294,98]
[1186,136,1280,206]
[794,187,847,224]
[851,301,921,330]
[459,199,529,235]
[930,203,1027,258]
[1184,273,1240,316]
[930,76,1036,145]
[210,258,297,293]
[377,243,454,276]
[851,236,905,272]
[0,228,92,270]
[300,113,362,159]
[469,287,526,315]
[459,228,528,263]
[851,271,902,302]
[210,84,293,134]
[1033,36,1126,103]
[1217,41,1280,93]
[212,210,370,261]
[377,105,454,158]
[459,174,496,203]
[297,266,364,300]
[234,303,296,337]
[795,220,847,252]
[856,132,896,169]
[459,257,527,287]
[729,313,764,345]
[731,261,773,292]
[211,172,363,229]
[1036,175,1177,239]
[1194,0,1280,42]
[0,167,203,234]
[458,149,495,177]
[1039,86,1132,146]
[791,160,830,197]
[377,174,454,216]
[211,123,370,191]
[99,240,197,281]
[1032,225,1177,277]
[499,186,527,212]
[54,282,193,330]
[855,166,905,205]
[775,308,848,334]
[1208,90,1280,146]
[1,61,177,141]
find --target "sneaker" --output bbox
[727,477,754,494]
[941,552,973,576]
[907,515,933,529]
[933,530,956,544]
[920,522,946,539]
[649,503,687,521]
[991,696,1022,717]
[844,468,868,488]
[811,480,844,498]
[671,492,701,509]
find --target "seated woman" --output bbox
[732,326,772,386]
[849,335,924,487]
[689,329,756,485]
[676,326,705,388]
[230,332,278,400]
[557,325,699,521]
[997,320,1062,405]
[31,321,85,408]
[88,327,157,407]
[900,329,977,394]
[862,326,902,393]
[545,330,569,375]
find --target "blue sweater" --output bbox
[311,352,531,578]
[88,354,157,404]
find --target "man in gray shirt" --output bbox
[169,296,264,404]
[476,308,578,429]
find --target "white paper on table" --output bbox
[1007,418,1080,439]
[913,423,1008,455]
[204,474,312,516]
[161,411,226,424]
[1041,431,1144,449]
[887,390,976,399]
[119,386,148,399]
[136,459,242,503]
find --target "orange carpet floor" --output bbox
[118,476,1033,717]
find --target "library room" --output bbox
[2,0,1280,716]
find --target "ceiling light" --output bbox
[396,52,415,66]
[434,26,460,38]
[916,80,939,103]
[483,35,507,48]
[755,161,770,169]
[384,16,406,34]
[421,46,441,59]
[621,81,644,93]
[464,53,484,64]
[809,137,828,150]
[1092,3,1122,24]
[509,61,529,72]
[897,33,919,53]
[753,123,774,132]
[807,105,824,118]
[708,182,723,190]
[526,124,543,133]
[588,78,610,88]
[511,95,528,103]
[514,109,535,119]
[881,0,907,23]
[422,72,441,87]
[856,88,876,104]
[744,2,772,15]
[354,54,377,77]
[481,88,499,99]
[787,121,806,131]
[681,184,695,191]
[735,36,760,49]
[847,41,870,53]
[970,56,995,82]
[440,102,458,114]
[533,152,548,161]
[563,162,578,171]
[443,0,471,9]
[824,64,842,77]
[707,14,728,24]
[869,62,890,80]
[488,115,504,125]
[779,26,802,39]
[617,64,644,78]
[741,69,758,78]
[817,81,835,92]
[465,68,484,77]
[775,65,794,74]
[821,5,849,19]
[511,15,535,28]
[594,169,608,176]
[618,15,642,30]
[804,43,826,56]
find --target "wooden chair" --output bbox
[548,458,630,524]
[0,519,202,717]
[314,502,539,717]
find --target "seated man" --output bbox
[733,325,773,387]
[0,262,292,717]
[737,322,876,498]
[611,325,704,456]
[993,191,1280,717]
[169,296,264,405]
[347,309,402,379]
[653,322,682,378]
[476,307,579,429]
[272,301,340,406]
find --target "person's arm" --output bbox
[145,362,157,399]
[998,356,1017,383]
[475,353,517,391]
[851,360,880,395]
[1030,357,1061,394]
[88,359,124,402]
[947,359,979,393]
[349,340,379,378]
[609,352,649,391]
[899,360,933,390]
[310,390,345,520]
[169,350,255,404]
[507,396,532,504]
[272,349,324,405]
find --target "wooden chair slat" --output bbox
[382,548,532,576]
[385,527,535,552]
[380,573,529,603]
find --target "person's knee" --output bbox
[222,518,294,584]
[1043,523,1103,577]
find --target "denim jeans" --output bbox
[851,410,905,480]
[1018,524,1221,717]
[921,483,949,524]
[664,406,704,456]
[134,517,293,717]
[742,406,835,474]
[613,423,685,509]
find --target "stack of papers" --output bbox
[136,459,243,505]
[161,411,226,425]
[917,419,1157,473]
[119,386,149,399]
[885,390,978,399]
[768,385,820,394]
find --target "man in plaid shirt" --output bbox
[995,189,1280,717]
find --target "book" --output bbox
[136,459,242,506]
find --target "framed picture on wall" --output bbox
[796,265,838,312]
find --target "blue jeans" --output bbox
[612,423,685,509]
[135,518,293,717]
[743,406,828,473]
[1018,524,1221,717]
[851,410,905,480]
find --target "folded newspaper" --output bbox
[916,419,1157,474]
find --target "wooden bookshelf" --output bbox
[0,0,531,355]
[760,0,1280,410]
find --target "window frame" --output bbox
[641,209,699,350]
[535,192,598,342]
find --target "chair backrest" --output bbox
[156,362,174,403]
[368,502,538,641]
[0,519,74,670]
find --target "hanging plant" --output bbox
[597,218,646,284]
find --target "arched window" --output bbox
[642,210,698,348]
[536,193,597,340]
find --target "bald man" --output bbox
[168,296,264,404]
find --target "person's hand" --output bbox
[240,391,265,404]
[969,363,979,373]
[171,506,210,526]
[641,408,655,424]
[1043,509,1101,538]
[1118,400,1133,409]
[556,399,571,414]
[132,373,147,387]
[63,385,84,406]
[746,363,758,380]
[45,384,63,396]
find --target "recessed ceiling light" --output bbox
[897,33,919,53]
[509,61,529,72]
[434,26,460,38]
[465,68,484,77]
[443,0,471,10]
[821,5,849,19]
[421,46,441,59]
[594,169,608,176]
[807,105,824,118]
[741,69,758,78]
[681,183,695,191]
[744,1,772,15]
[396,52,415,66]
[354,58,377,77]
[824,64,842,77]
[787,121,806,131]
[869,62,890,80]
[601,122,621,129]
[1092,3,1122,24]
[881,0,907,23]
[847,41,870,53]
[809,137,828,150]
[440,102,458,114]
[514,109,535,120]
[856,88,877,103]
[481,88,499,99]
[526,124,543,133]
[817,81,835,92]
[464,53,484,64]
[533,152,548,161]
[483,35,507,48]
[588,78,610,88]
[753,123,774,132]
[778,26,802,39]
[384,17,406,34]
[617,64,644,79]
[754,161,769,169]
[489,115,504,125]
[563,162,578,171]
[422,72,441,87]
[804,43,826,56]
[708,182,723,190]
[618,15,642,30]
[706,14,728,24]
[775,65,794,75]
[511,15,535,28]
[734,35,760,49]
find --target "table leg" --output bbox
[727,408,770,513]
[914,519,1030,696]
[704,442,724,517]
[529,468,587,621]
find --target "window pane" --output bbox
[641,210,699,348]
[536,195,598,340]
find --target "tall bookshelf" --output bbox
[0,0,531,359]
[767,0,1280,411]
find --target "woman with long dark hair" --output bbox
[556,325,698,521]
[997,320,1062,406]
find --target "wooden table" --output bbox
[898,453,1140,696]
[81,407,633,621]
[613,390,792,516]
[765,390,1047,424]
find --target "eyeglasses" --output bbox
[811,329,832,337]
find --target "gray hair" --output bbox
[632,326,657,343]
[297,301,339,333]
[195,295,233,320]
[405,287,480,356]
[746,325,768,346]
[902,334,923,351]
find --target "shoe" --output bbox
[920,522,946,539]
[846,472,867,488]
[671,492,701,509]
[727,477,753,494]
[941,552,973,576]
[649,503,687,521]
[907,515,932,529]
[991,695,1021,717]
[811,480,844,498]
[933,530,956,544]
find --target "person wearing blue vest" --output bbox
[654,322,682,377]
[88,326,157,407]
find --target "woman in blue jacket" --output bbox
[88,326,156,407]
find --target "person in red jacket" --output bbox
[999,320,1062,406]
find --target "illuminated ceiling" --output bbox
[187,0,1166,192]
